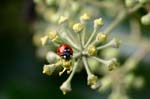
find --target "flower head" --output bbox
[40,13,119,95]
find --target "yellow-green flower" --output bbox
[94,18,104,27]
[40,35,48,46]
[87,45,97,56]
[97,33,107,43]
[106,58,117,71]
[58,16,68,24]
[60,80,72,95]
[42,64,56,76]
[87,74,98,85]
[73,23,84,32]
[80,13,90,21]
[48,31,61,43]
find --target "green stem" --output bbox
[85,27,97,48]
[105,11,127,35]
[82,57,92,76]
[81,26,86,47]
[96,40,113,50]
[91,56,107,65]
[105,3,143,35]
[67,59,79,82]
[129,17,141,41]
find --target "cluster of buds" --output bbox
[125,0,150,25]
[41,13,120,95]
[99,48,146,99]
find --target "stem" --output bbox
[122,47,148,73]
[78,33,83,49]
[82,57,92,76]
[130,17,141,41]
[105,3,143,35]
[85,27,97,48]
[96,40,113,50]
[81,26,86,47]
[105,11,127,35]
[67,59,79,82]
[58,32,80,51]
[91,56,107,65]
[128,3,143,14]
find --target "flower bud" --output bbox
[141,13,150,25]
[125,0,137,7]
[58,16,68,24]
[134,77,144,89]
[124,73,135,88]
[80,13,90,22]
[48,31,61,43]
[73,23,84,32]
[97,33,107,43]
[87,74,98,85]
[110,38,121,48]
[60,80,72,95]
[99,76,112,91]
[42,64,56,76]
[45,0,55,5]
[60,59,73,69]
[105,58,117,71]
[46,51,59,63]
[138,0,149,4]
[87,45,97,56]
[94,18,104,29]
[91,79,102,90]
[40,36,48,46]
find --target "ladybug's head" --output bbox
[57,44,73,60]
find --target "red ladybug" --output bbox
[57,44,73,60]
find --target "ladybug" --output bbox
[57,44,73,60]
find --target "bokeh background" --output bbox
[0,0,150,99]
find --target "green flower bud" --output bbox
[139,0,149,4]
[48,31,62,43]
[91,79,102,90]
[134,77,144,89]
[97,33,107,43]
[73,23,84,32]
[94,18,104,29]
[60,80,72,95]
[87,74,98,85]
[42,64,56,76]
[40,36,48,46]
[80,13,90,21]
[125,0,137,7]
[105,58,118,71]
[58,16,68,24]
[87,45,97,56]
[46,51,59,63]
[141,13,150,25]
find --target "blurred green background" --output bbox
[0,0,150,99]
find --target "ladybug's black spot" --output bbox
[61,48,72,60]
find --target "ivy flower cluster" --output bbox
[41,13,120,95]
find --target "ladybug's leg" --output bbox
[67,66,72,74]
[59,68,67,76]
